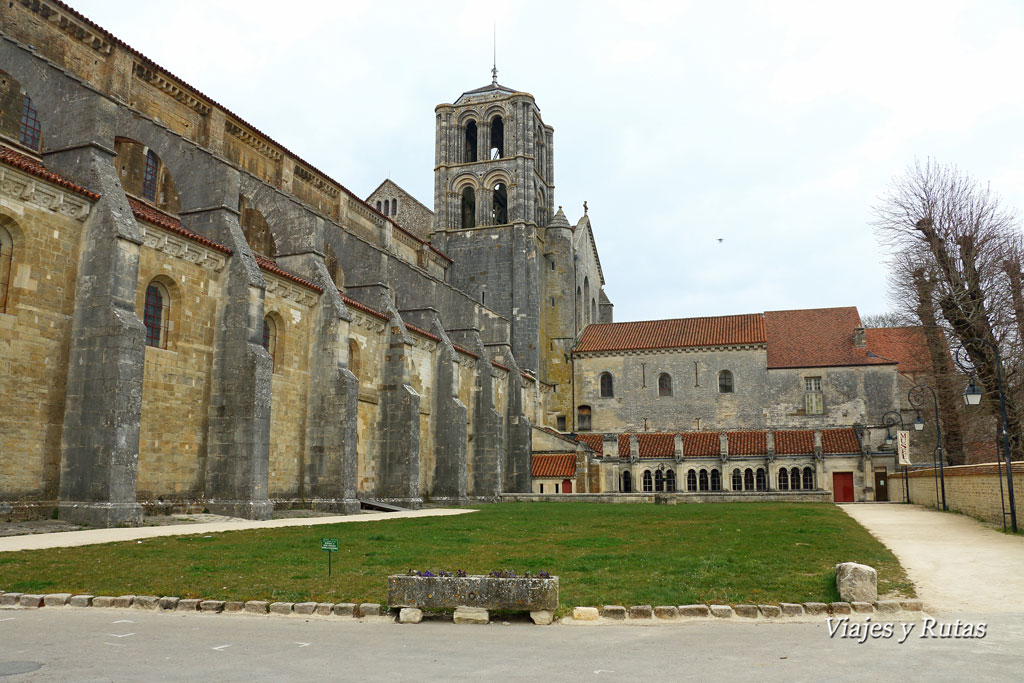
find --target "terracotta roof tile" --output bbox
[575,314,765,353]
[774,430,815,455]
[575,433,604,456]
[765,307,893,369]
[531,453,576,478]
[341,294,390,321]
[618,434,631,458]
[682,432,720,457]
[253,254,321,292]
[637,433,675,458]
[726,431,766,456]
[0,144,98,199]
[865,327,934,374]
[822,428,860,454]
[127,198,232,255]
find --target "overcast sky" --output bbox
[71,0,1024,323]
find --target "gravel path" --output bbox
[840,503,1024,614]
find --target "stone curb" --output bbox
[562,600,926,623]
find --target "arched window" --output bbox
[665,470,676,492]
[577,405,592,431]
[19,95,41,151]
[791,467,802,491]
[464,120,478,162]
[654,470,664,492]
[575,287,582,329]
[621,470,632,493]
[461,186,476,229]
[699,470,709,491]
[756,468,767,491]
[687,469,697,492]
[143,280,169,349]
[732,468,742,491]
[490,115,504,158]
[778,468,789,491]
[376,200,382,212]
[599,372,614,398]
[348,339,361,382]
[325,244,343,288]
[492,182,508,224]
[718,370,734,394]
[263,314,279,371]
[142,149,159,201]
[744,468,754,491]
[591,298,597,322]
[0,225,13,313]
[239,198,276,257]
[803,467,815,490]
[583,278,590,325]
[642,470,653,492]
[658,373,672,397]
[392,199,398,216]
[711,469,722,491]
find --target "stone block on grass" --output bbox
[69,595,94,608]
[111,595,135,609]
[0,593,23,606]
[332,603,356,617]
[573,607,599,621]
[19,594,44,608]
[269,602,294,615]
[530,610,553,625]
[315,603,334,616]
[758,605,782,618]
[132,596,159,610]
[601,605,626,620]
[244,601,269,614]
[779,603,804,617]
[709,605,734,618]
[835,562,878,603]
[293,602,317,615]
[654,606,678,620]
[176,599,201,612]
[628,605,653,620]
[679,604,710,617]
[453,606,489,624]
[223,601,245,613]
[158,597,179,611]
[830,602,852,615]
[91,596,115,608]
[43,593,72,607]
[200,600,225,613]
[803,602,828,615]
[733,604,758,619]
[851,602,874,614]
[359,603,381,617]
[399,607,423,624]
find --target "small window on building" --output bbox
[556,415,566,431]
[0,225,12,314]
[654,470,664,492]
[19,95,41,151]
[732,468,742,491]
[755,468,767,492]
[492,182,508,224]
[551,296,555,307]
[687,469,697,492]
[376,200,382,212]
[791,466,801,491]
[599,372,614,398]
[665,470,676,492]
[699,470,709,491]
[778,468,789,491]
[263,315,279,371]
[803,467,814,490]
[143,281,169,349]
[555,483,560,494]
[461,186,476,229]
[577,405,592,431]
[539,483,544,494]
[805,376,823,414]
[142,149,159,201]
[550,260,555,271]
[490,115,504,158]
[711,469,722,491]
[744,468,754,491]
[658,373,672,397]
[621,470,632,493]
[718,370,734,394]
[392,199,398,216]
[642,470,653,492]
[464,120,478,162]
[348,339,361,381]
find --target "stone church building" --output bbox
[0,1,924,525]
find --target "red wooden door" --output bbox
[562,479,573,494]
[833,472,854,502]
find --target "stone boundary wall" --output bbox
[500,491,833,504]
[890,462,1024,527]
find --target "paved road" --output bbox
[840,503,1024,614]
[1,608,1021,681]
[0,509,475,552]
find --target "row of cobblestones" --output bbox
[571,600,924,621]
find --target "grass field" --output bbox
[0,503,913,612]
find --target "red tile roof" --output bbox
[341,294,390,321]
[822,428,860,454]
[865,327,933,374]
[532,453,576,478]
[765,307,894,369]
[0,144,98,199]
[253,254,322,292]
[637,433,675,458]
[618,434,631,458]
[682,432,720,456]
[575,433,604,456]
[726,431,765,456]
[774,430,815,455]
[128,198,232,255]
[575,314,766,353]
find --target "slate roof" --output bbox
[531,453,576,478]
[765,307,893,369]
[865,327,933,374]
[575,314,766,353]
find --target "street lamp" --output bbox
[882,410,910,503]
[908,384,947,511]
[955,339,1018,533]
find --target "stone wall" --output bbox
[891,462,1024,526]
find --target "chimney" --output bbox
[853,327,866,348]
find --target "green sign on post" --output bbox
[321,537,339,576]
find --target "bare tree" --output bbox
[861,311,911,328]
[874,159,1023,462]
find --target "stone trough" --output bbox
[387,574,558,624]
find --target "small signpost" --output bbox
[321,537,339,577]
[896,430,911,503]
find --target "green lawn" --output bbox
[0,503,913,613]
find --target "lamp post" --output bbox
[955,339,1018,533]
[908,384,947,511]
[882,410,910,503]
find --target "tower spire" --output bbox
[491,24,498,85]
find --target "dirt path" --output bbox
[840,503,1024,614]
[0,508,475,552]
